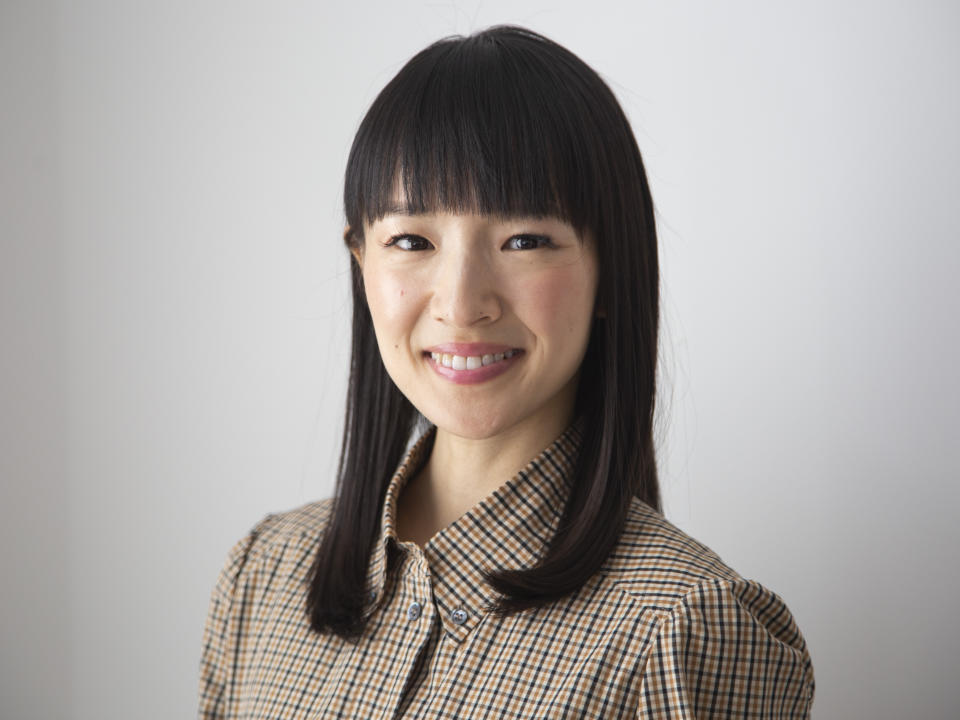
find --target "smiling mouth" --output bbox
[425,349,523,371]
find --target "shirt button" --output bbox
[407,601,422,620]
[450,608,468,625]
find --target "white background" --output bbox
[2,1,958,718]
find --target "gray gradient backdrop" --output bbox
[2,1,958,718]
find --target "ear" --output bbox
[344,225,363,269]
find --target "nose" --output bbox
[430,244,502,328]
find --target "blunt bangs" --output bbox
[344,28,612,238]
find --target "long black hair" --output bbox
[307,25,660,639]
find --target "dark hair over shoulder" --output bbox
[308,25,660,639]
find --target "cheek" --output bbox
[518,267,597,339]
[363,267,420,348]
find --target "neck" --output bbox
[396,391,577,548]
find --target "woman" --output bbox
[199,25,814,718]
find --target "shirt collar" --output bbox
[364,418,584,642]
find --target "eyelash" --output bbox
[383,234,553,251]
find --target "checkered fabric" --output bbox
[199,421,814,718]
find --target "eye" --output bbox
[384,234,432,251]
[503,234,553,251]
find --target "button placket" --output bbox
[400,546,435,627]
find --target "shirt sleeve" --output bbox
[637,578,815,719]
[197,514,276,720]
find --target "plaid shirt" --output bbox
[199,421,814,718]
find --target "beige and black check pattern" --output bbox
[199,421,814,718]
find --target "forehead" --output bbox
[360,164,575,224]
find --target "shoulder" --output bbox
[605,499,815,714]
[601,497,741,604]
[199,498,337,714]
[602,497,807,637]
[249,496,335,550]
[212,497,335,595]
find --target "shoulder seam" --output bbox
[237,498,334,564]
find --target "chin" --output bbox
[421,404,518,440]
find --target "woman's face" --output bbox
[355,210,599,441]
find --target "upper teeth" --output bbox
[430,350,518,369]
